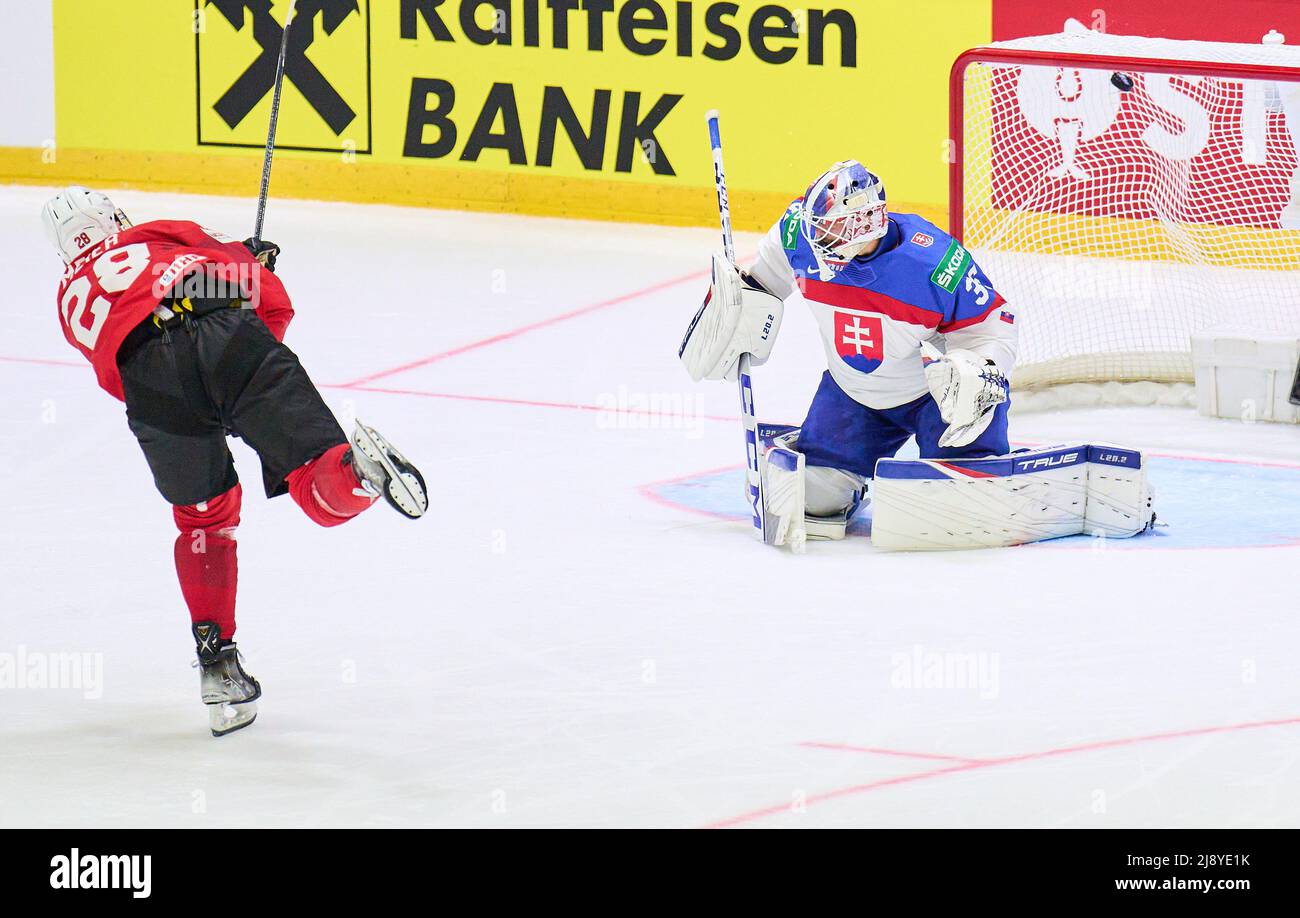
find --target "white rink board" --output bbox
[1,187,1297,828]
[0,4,53,147]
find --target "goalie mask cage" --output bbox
[950,28,1300,391]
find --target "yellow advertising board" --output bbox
[13,0,991,230]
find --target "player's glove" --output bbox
[921,342,1009,448]
[679,253,784,381]
[243,238,280,273]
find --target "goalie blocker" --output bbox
[870,444,1156,551]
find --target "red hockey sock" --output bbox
[173,483,242,640]
[287,442,376,528]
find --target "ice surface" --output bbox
[1,186,1297,827]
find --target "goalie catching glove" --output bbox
[679,253,784,381]
[921,341,1010,448]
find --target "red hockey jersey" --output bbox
[54,220,294,400]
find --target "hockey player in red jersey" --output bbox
[43,186,429,736]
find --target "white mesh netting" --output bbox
[958,23,1300,390]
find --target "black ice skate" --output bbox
[193,621,261,737]
[349,420,428,519]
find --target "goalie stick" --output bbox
[251,0,298,249]
[706,109,767,543]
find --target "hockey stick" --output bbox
[705,109,766,542]
[251,0,298,249]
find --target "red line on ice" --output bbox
[706,715,1300,828]
[337,266,710,388]
[334,383,737,422]
[797,741,993,764]
[0,355,741,425]
[10,354,1300,478]
[0,355,84,369]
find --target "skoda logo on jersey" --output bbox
[833,310,885,373]
[196,0,372,155]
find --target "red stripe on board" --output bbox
[707,715,1300,828]
[338,266,711,388]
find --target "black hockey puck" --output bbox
[1111,72,1135,92]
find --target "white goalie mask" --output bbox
[41,185,132,264]
[801,161,889,261]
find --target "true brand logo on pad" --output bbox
[1013,451,1081,473]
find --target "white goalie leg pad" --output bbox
[804,466,867,541]
[805,508,851,541]
[759,438,806,553]
[1083,446,1155,538]
[870,444,1156,551]
[757,426,866,545]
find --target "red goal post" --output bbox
[949,39,1300,393]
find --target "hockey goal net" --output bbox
[952,24,1300,391]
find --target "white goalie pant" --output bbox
[869,444,1156,551]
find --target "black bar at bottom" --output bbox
[2,827,1293,906]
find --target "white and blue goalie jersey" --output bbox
[748,204,1018,410]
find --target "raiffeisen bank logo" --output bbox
[397,1,858,175]
[196,0,373,154]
